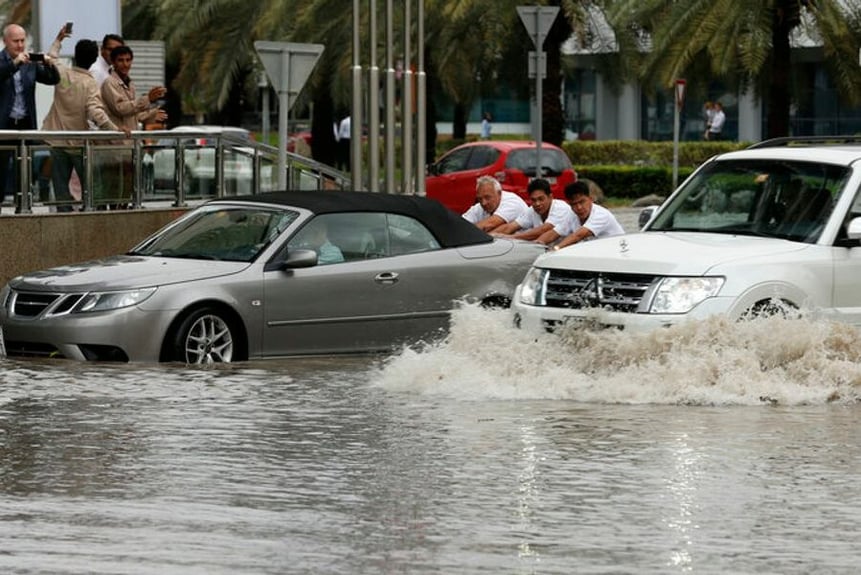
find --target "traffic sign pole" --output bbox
[254,42,324,189]
[517,6,559,179]
[673,79,686,189]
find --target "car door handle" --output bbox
[374,272,399,285]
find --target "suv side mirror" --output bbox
[846,217,861,242]
[638,205,659,230]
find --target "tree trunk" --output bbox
[425,46,439,165]
[542,2,571,146]
[452,103,467,141]
[766,4,795,138]
[311,83,338,167]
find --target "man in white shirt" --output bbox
[462,175,527,233]
[89,33,123,88]
[492,178,572,244]
[708,101,726,140]
[549,180,624,249]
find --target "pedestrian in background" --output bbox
[708,102,726,141]
[481,112,492,139]
[703,101,715,140]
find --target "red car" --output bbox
[425,140,577,214]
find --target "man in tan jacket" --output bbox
[42,35,129,211]
[98,44,166,208]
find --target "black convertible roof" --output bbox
[225,190,493,248]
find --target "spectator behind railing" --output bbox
[0,127,351,214]
[0,23,60,204]
[42,26,129,212]
[99,44,166,209]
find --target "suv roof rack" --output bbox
[748,135,861,149]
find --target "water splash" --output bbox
[376,305,861,406]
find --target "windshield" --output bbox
[648,159,849,243]
[131,205,300,262]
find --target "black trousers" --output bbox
[1,116,33,202]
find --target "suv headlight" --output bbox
[72,288,157,314]
[518,267,548,306]
[649,277,724,314]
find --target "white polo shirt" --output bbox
[462,191,528,224]
[558,203,625,239]
[514,199,572,233]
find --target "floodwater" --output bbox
[2,306,861,574]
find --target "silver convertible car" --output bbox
[0,191,544,364]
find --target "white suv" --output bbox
[512,137,861,332]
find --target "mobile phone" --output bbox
[64,22,73,34]
[29,52,45,62]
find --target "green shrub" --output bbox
[564,140,747,167]
[575,165,695,200]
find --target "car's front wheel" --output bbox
[170,307,236,364]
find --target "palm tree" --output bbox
[604,0,861,138]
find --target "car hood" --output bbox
[534,232,811,275]
[9,255,249,292]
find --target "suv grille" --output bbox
[545,270,658,312]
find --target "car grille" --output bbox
[8,290,85,318]
[544,270,658,312]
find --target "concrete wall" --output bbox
[0,208,188,287]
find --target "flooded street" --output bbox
[3,307,861,573]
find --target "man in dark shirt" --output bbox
[0,23,61,204]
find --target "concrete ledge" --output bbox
[0,208,188,286]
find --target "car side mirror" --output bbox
[282,248,318,269]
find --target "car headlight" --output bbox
[518,267,548,306]
[72,288,157,314]
[649,277,724,314]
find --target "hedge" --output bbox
[576,165,695,200]
[563,140,748,167]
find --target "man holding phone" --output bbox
[0,23,61,202]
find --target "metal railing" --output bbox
[0,129,351,214]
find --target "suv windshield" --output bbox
[131,205,299,262]
[648,159,849,243]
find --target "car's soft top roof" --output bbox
[224,190,493,248]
